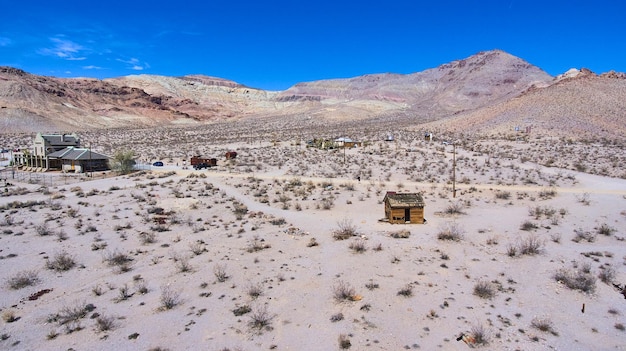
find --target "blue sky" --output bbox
[1,0,624,90]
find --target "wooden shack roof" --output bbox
[383,192,424,208]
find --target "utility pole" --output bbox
[452,143,457,198]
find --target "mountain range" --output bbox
[1,50,625,139]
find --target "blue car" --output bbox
[152,161,164,167]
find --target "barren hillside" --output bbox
[1,50,625,141]
[422,69,626,140]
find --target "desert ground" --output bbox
[1,126,625,351]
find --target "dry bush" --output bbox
[444,201,465,215]
[2,310,18,323]
[6,270,40,289]
[348,238,367,253]
[597,223,616,236]
[469,323,490,346]
[159,285,181,310]
[46,251,77,271]
[214,263,229,282]
[473,280,496,299]
[246,283,264,299]
[518,235,544,256]
[495,191,511,200]
[598,266,616,284]
[249,305,273,331]
[95,314,117,332]
[397,284,413,297]
[531,317,558,335]
[437,222,464,241]
[232,305,252,316]
[338,334,352,349]
[247,235,271,253]
[332,219,359,240]
[554,264,596,293]
[572,228,596,243]
[332,280,358,302]
[103,250,133,273]
[49,302,93,333]
[520,220,539,231]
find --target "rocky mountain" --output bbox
[422,67,626,139]
[1,50,624,140]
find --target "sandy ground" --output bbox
[1,140,625,351]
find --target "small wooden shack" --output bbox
[383,191,425,224]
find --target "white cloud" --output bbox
[117,57,150,71]
[39,37,87,60]
[0,37,11,47]
[83,65,103,70]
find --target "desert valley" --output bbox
[1,50,625,350]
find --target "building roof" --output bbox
[47,147,109,161]
[383,192,425,208]
[37,133,80,147]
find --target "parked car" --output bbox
[152,161,164,167]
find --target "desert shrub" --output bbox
[538,187,557,200]
[338,334,352,349]
[246,283,264,299]
[175,257,193,273]
[95,314,117,332]
[332,219,359,240]
[249,305,273,331]
[233,304,252,316]
[103,250,133,272]
[46,251,76,271]
[469,323,490,346]
[330,312,344,322]
[397,284,413,297]
[332,280,357,302]
[189,241,207,255]
[247,235,271,252]
[139,231,157,244]
[518,235,544,256]
[6,270,40,289]
[214,263,229,282]
[389,229,410,239]
[2,310,18,323]
[495,191,511,200]
[597,223,616,236]
[473,280,496,299]
[35,222,52,236]
[531,317,558,335]
[159,286,181,310]
[49,302,91,333]
[348,239,367,253]
[320,197,335,210]
[554,265,596,293]
[598,266,616,284]
[520,220,538,231]
[437,222,464,241]
[444,201,465,215]
[572,228,596,243]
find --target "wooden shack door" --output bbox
[404,209,411,222]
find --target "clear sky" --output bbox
[1,0,624,90]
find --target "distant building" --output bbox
[14,133,109,173]
[334,137,362,148]
[47,147,109,173]
[383,192,425,224]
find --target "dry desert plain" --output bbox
[1,131,626,351]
